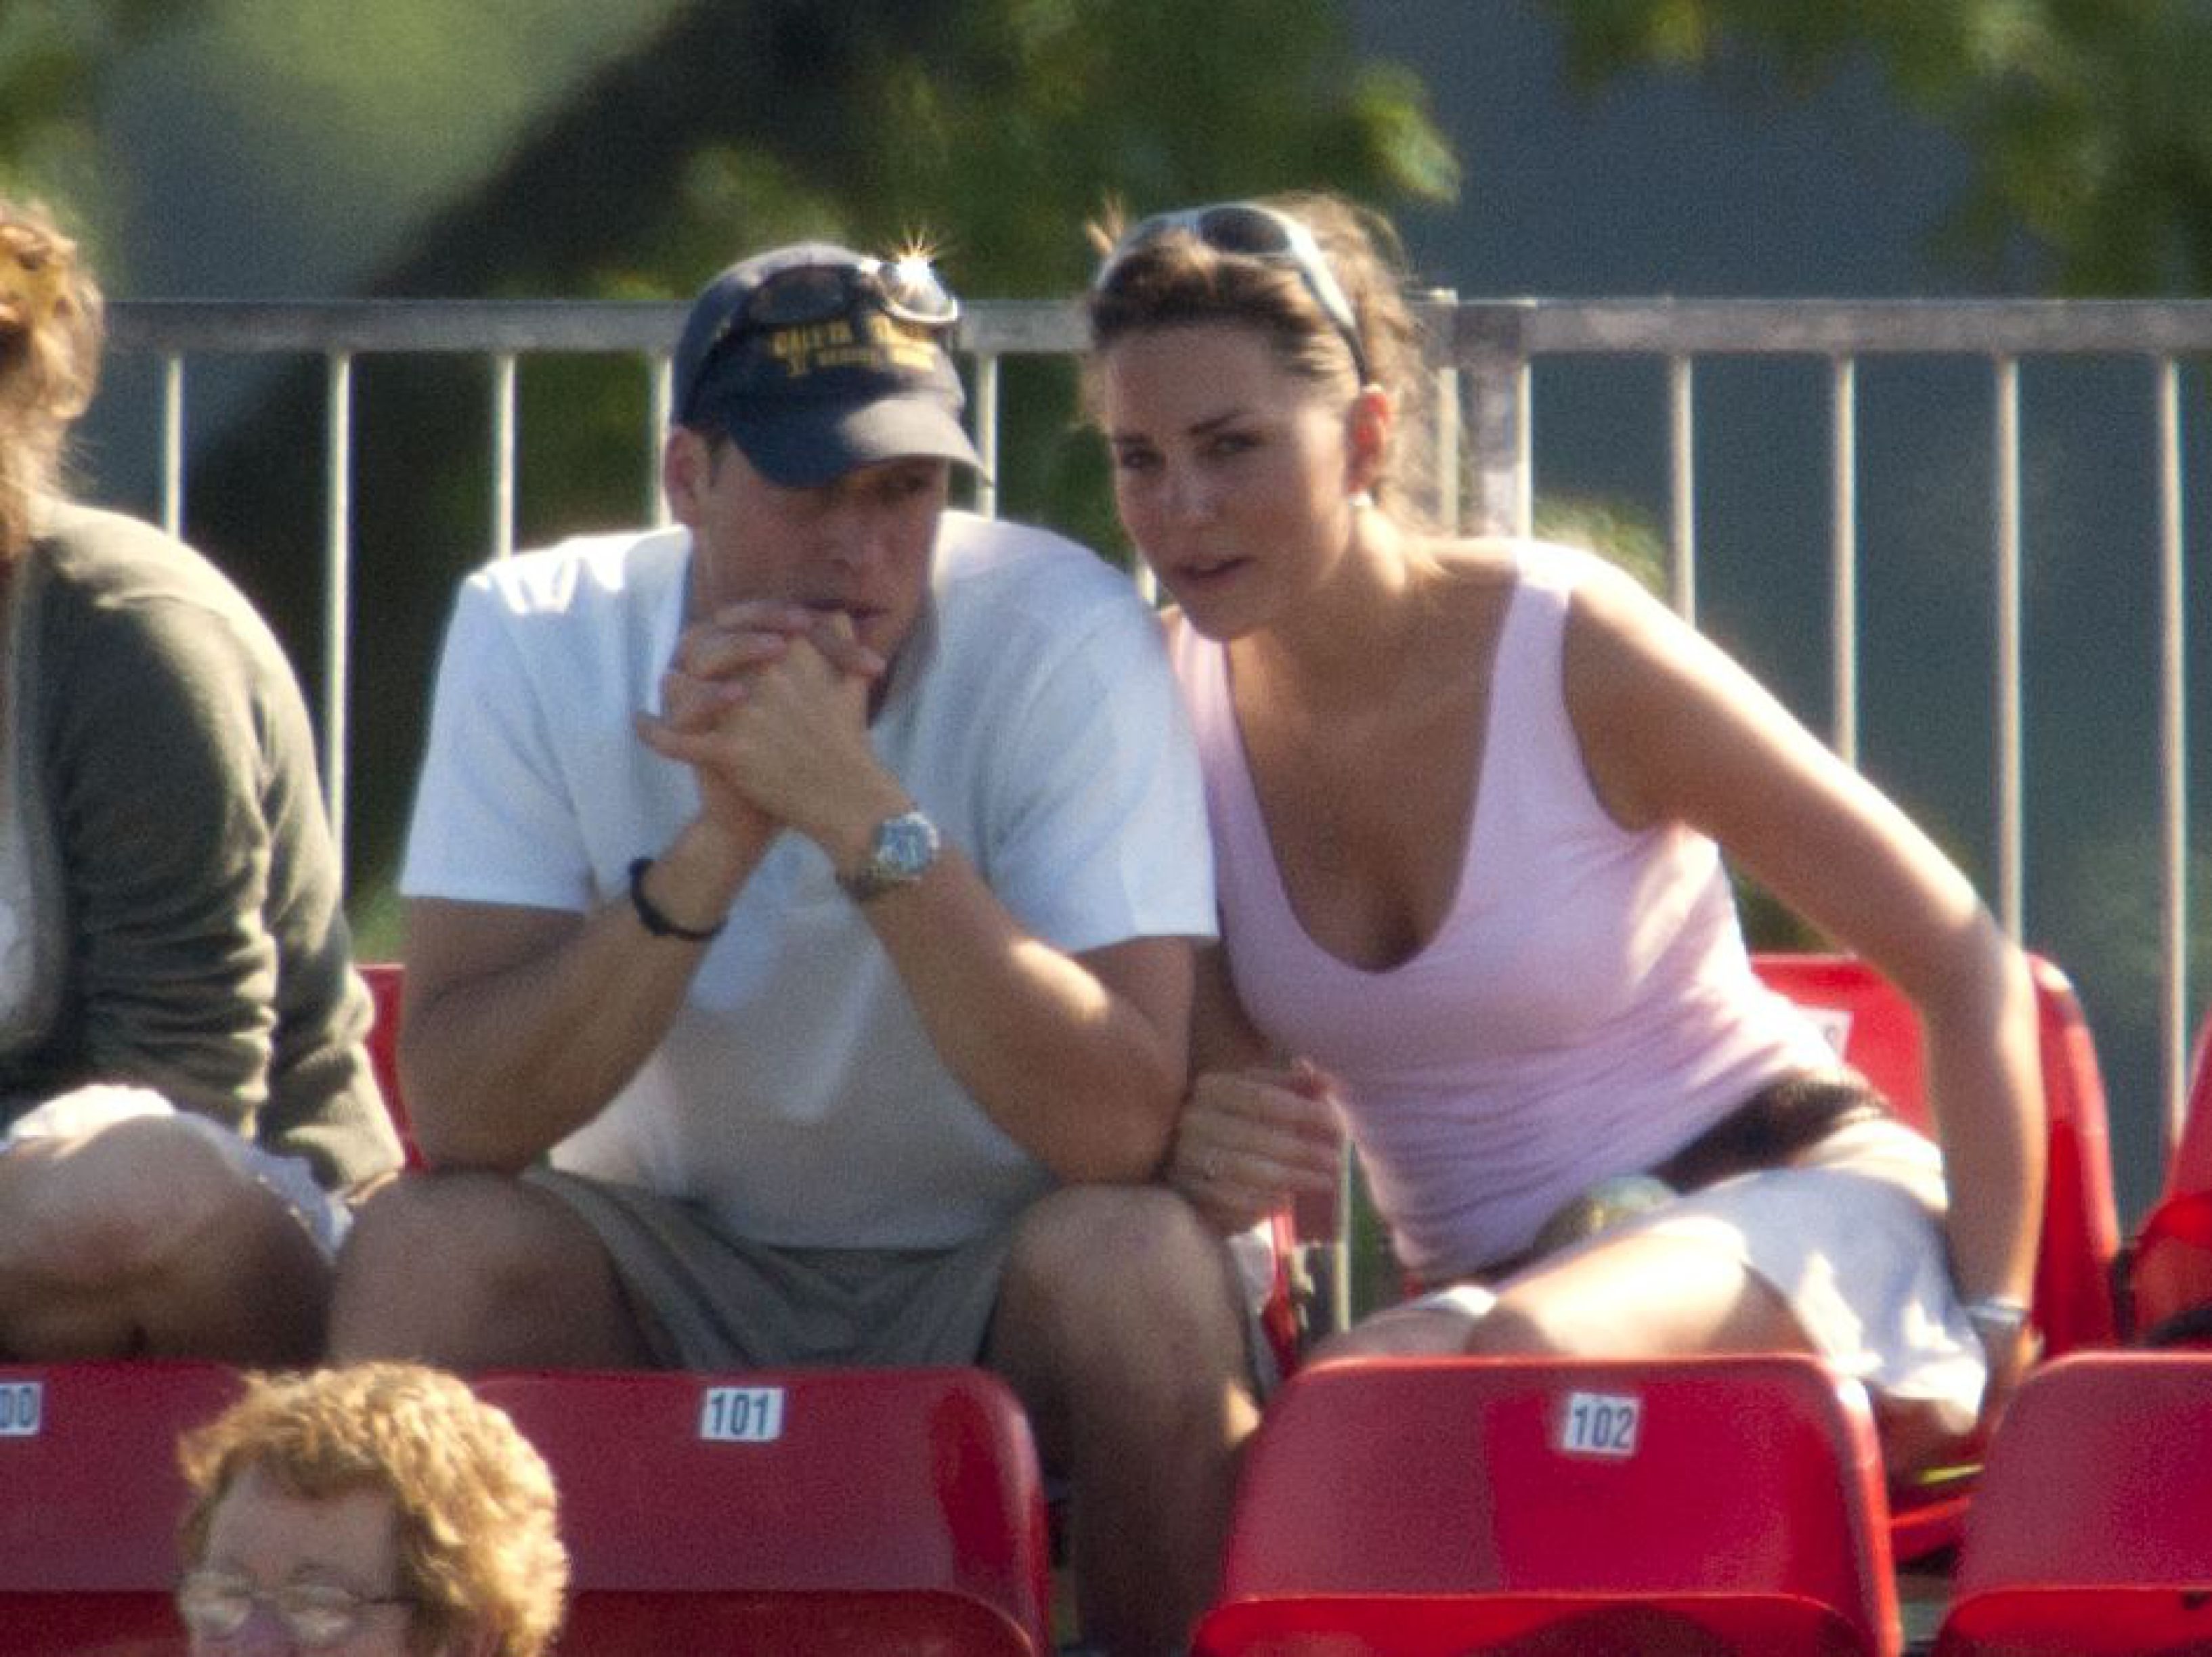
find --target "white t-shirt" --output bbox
[403,511,1215,1247]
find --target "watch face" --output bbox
[879,812,937,877]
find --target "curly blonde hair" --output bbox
[177,1363,568,1657]
[0,198,102,564]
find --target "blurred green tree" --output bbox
[1548,0,2212,295]
[0,0,194,221]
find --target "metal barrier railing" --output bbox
[104,295,2209,1162]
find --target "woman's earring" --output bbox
[1348,490,1374,511]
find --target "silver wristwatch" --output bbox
[838,808,940,904]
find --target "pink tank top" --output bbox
[1170,540,1838,1280]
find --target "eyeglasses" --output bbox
[1091,202,1369,382]
[682,256,961,416]
[176,1568,416,1648]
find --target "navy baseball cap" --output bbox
[672,242,982,487]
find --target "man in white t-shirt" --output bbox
[329,244,1253,1652]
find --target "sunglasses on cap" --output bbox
[681,255,962,417]
[1092,202,1369,383]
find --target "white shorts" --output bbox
[3,1083,351,1258]
[1409,1116,1983,1434]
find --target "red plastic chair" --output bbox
[357,959,421,1168]
[1751,951,2121,1562]
[1192,1352,1901,1656]
[475,1366,1052,1656]
[0,1358,245,1654]
[2123,1011,2212,1347]
[1934,1352,2212,1655]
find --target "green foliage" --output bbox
[1546,0,2212,294]
[0,0,190,231]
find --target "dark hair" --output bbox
[1083,190,1439,525]
[0,199,102,564]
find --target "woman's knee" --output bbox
[11,1116,263,1285]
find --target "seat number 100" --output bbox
[0,1381,41,1438]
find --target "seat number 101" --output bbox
[698,1385,785,1443]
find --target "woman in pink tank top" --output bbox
[1084,193,2044,1482]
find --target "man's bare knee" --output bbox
[331,1173,647,1369]
[991,1185,1249,1445]
[1001,1185,1231,1324]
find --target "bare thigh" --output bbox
[1316,1231,1813,1367]
[329,1171,655,1369]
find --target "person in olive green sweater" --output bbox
[0,199,399,1363]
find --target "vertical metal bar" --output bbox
[160,354,186,538]
[1413,289,1460,533]
[322,353,354,866]
[1513,357,1532,537]
[650,353,673,526]
[1829,357,1860,766]
[1458,354,1530,536]
[972,353,1001,521]
[1993,357,2024,940]
[1668,355,1696,623]
[2157,356,2190,1151]
[1432,362,1462,534]
[490,352,518,560]
[1454,302,1531,537]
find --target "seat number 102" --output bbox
[1557,1390,1641,1457]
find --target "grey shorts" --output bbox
[526,1168,1013,1371]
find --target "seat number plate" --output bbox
[0,1380,41,1438]
[698,1385,785,1443]
[1557,1390,1641,1457]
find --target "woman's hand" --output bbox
[1167,1057,1345,1236]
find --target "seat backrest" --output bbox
[2165,1010,2212,1199]
[1192,1353,1900,1657]
[2124,1009,2212,1344]
[0,1358,245,1654]
[475,1366,1051,1656]
[1752,952,2120,1357]
[1935,1352,2212,1655]
[357,959,421,1168]
[1754,952,2122,1562]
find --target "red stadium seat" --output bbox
[2122,1010,2212,1346]
[1752,951,2121,1562]
[1934,1352,2212,1655]
[0,1358,245,1654]
[475,1366,1051,1656]
[357,959,420,1168]
[1192,1352,1901,1656]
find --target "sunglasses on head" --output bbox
[682,255,961,416]
[1092,202,1369,382]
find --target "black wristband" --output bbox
[626,856,726,942]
